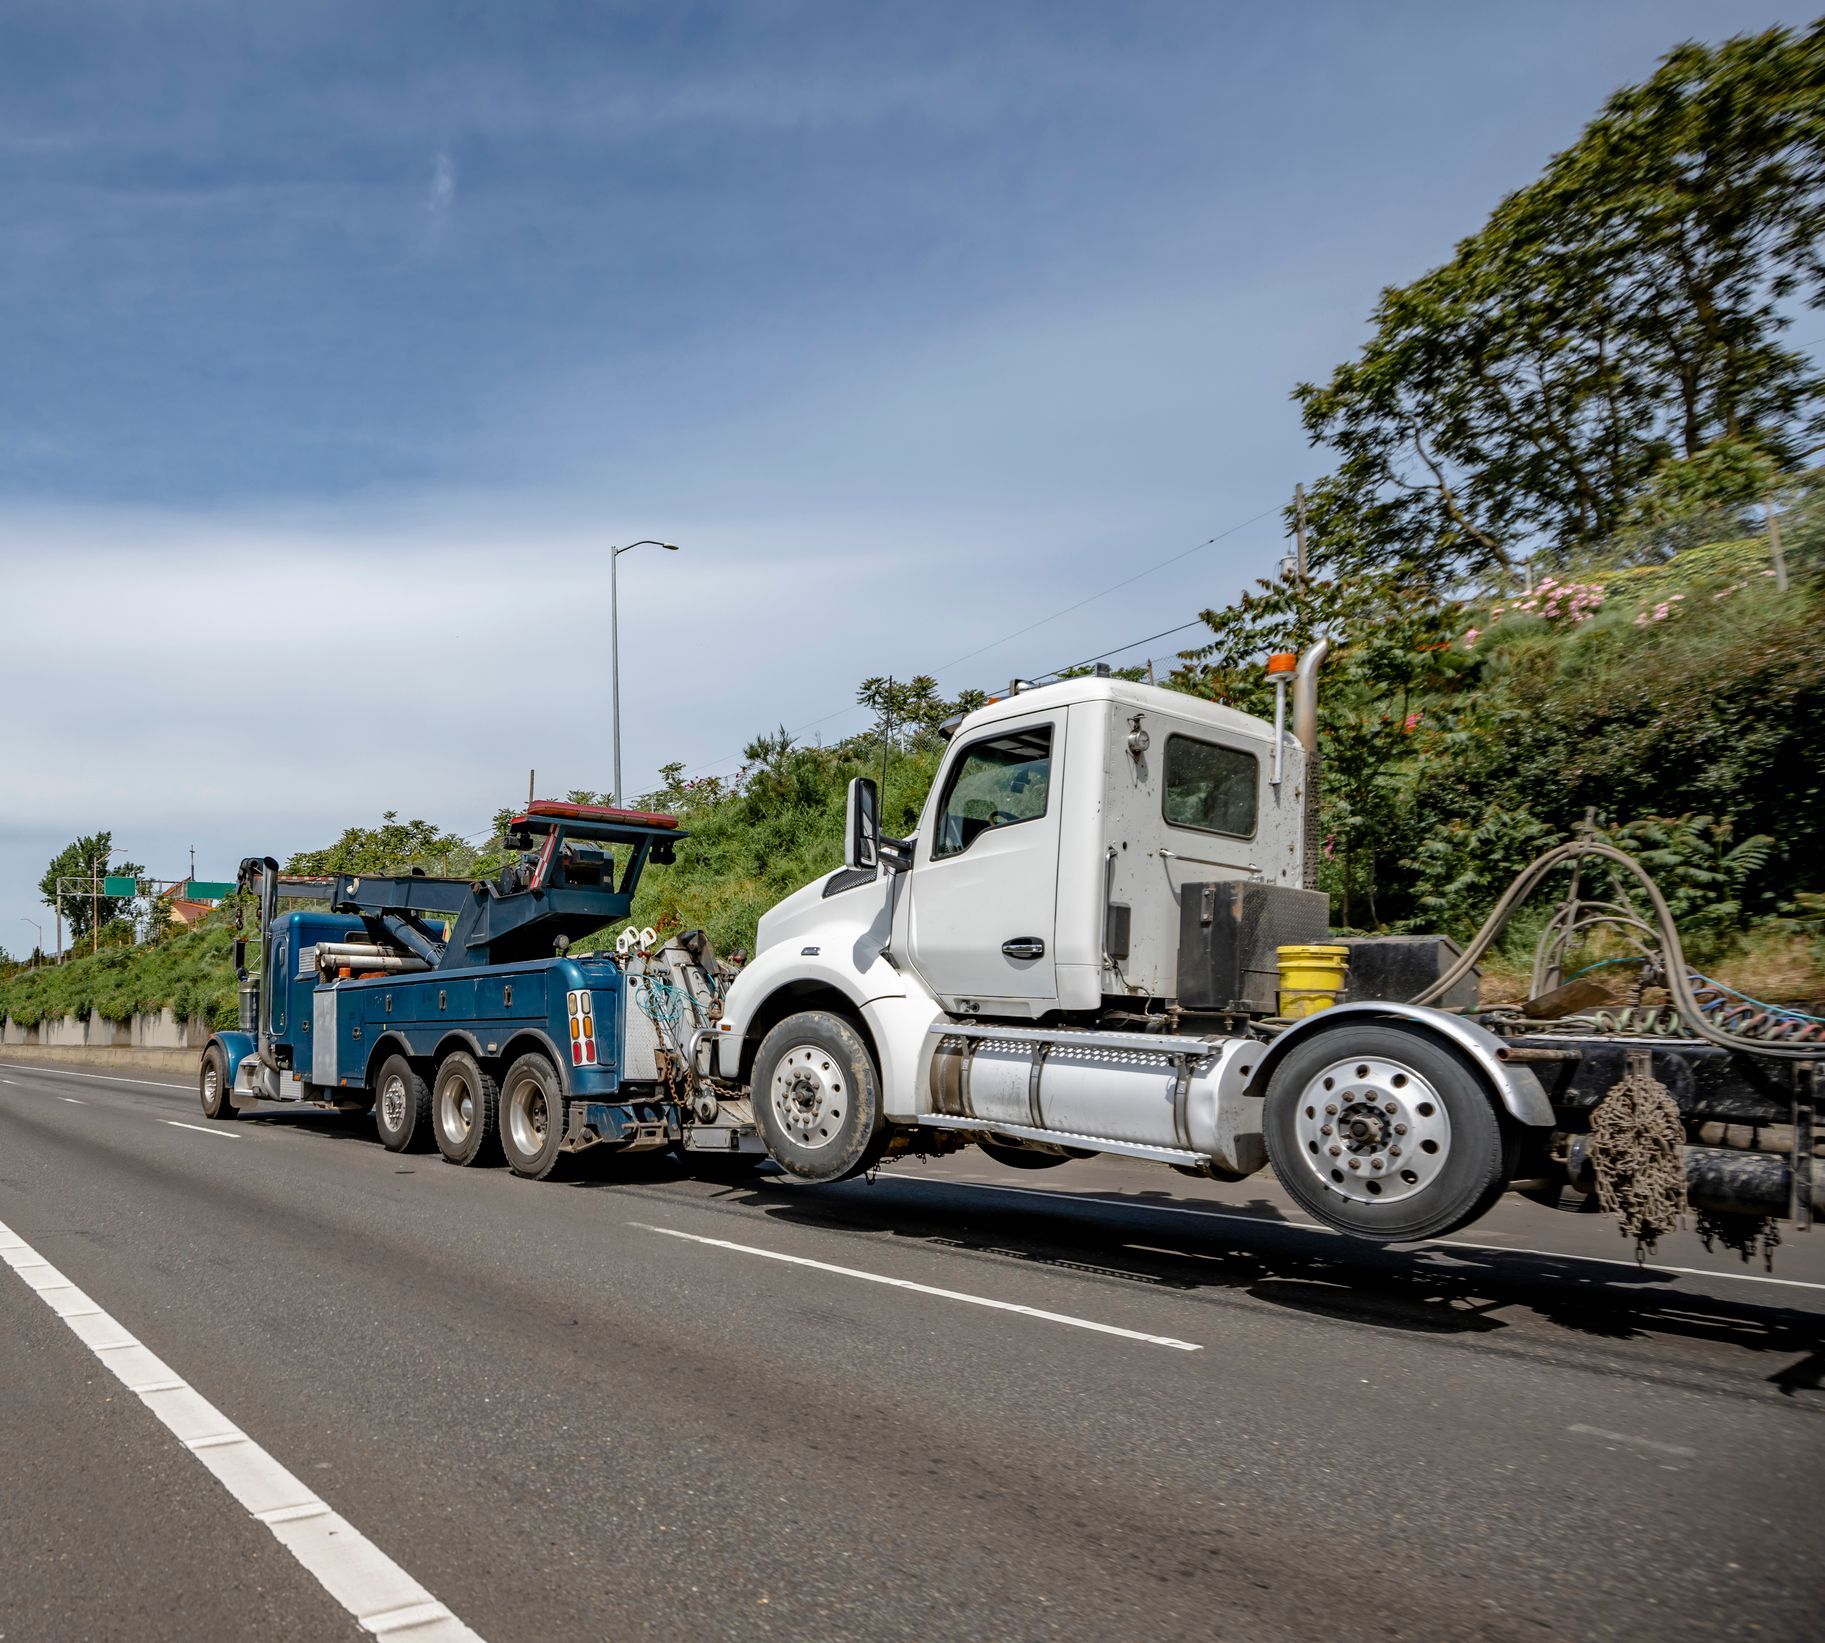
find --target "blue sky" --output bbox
[0,0,1810,953]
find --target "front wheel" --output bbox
[199,1045,238,1120]
[1263,1024,1513,1242]
[751,1010,887,1183]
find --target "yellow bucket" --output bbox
[1277,943,1349,1018]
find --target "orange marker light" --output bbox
[1265,651,1298,676]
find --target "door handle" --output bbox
[1001,937,1045,961]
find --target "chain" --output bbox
[1586,1050,1687,1259]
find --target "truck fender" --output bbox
[1250,1001,1553,1128]
[207,1031,257,1093]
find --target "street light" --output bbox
[19,918,42,970]
[609,540,680,806]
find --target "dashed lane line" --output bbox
[1568,1423,1697,1458]
[870,1174,1825,1295]
[0,1215,486,1642]
[0,1063,192,1090]
[164,1120,240,1140]
[636,1221,1202,1351]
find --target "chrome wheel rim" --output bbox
[1292,1054,1450,1206]
[770,1045,846,1150]
[202,1065,219,1110]
[380,1073,407,1133]
[506,1075,551,1158]
[437,1076,473,1145]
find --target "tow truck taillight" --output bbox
[566,989,597,1067]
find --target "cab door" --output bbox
[905,714,1062,1015]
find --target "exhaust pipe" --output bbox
[1292,637,1332,754]
[1292,638,1333,892]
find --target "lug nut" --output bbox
[1347,1159,1360,1170]
[1321,1125,1332,1136]
[1394,1123,1407,1135]
[1371,1159,1384,1170]
[1389,1146,1401,1157]
[1325,1104,1338,1116]
[1329,1145,1342,1157]
[1385,1102,1397,1114]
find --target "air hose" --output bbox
[1409,838,1822,1061]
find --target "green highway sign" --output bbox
[102,875,140,897]
[181,880,236,901]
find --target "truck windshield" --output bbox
[933,725,1053,858]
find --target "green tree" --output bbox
[39,832,145,945]
[285,812,477,877]
[1297,21,1825,584]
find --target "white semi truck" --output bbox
[696,651,1822,1246]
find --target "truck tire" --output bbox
[752,1011,886,1183]
[433,1051,498,1167]
[373,1053,432,1153]
[499,1052,566,1180]
[1263,1023,1514,1242]
[199,1045,238,1121]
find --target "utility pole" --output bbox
[528,768,536,809]
[1293,482,1308,582]
[1767,494,1789,592]
[92,856,99,955]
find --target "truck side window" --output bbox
[933,725,1053,859]
[1163,735,1258,839]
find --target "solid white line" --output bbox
[164,1120,240,1140]
[635,1221,1201,1350]
[0,1217,485,1641]
[1567,1423,1697,1458]
[873,1175,1825,1294]
[0,1063,192,1090]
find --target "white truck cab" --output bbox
[706,660,1551,1243]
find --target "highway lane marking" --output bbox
[60,1096,87,1104]
[635,1221,1202,1351]
[0,1215,487,1643]
[0,1063,192,1090]
[873,1175,1825,1294]
[1567,1424,1697,1458]
[164,1120,240,1140]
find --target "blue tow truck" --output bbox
[198,800,758,1178]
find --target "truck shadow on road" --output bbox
[694,1171,1825,1396]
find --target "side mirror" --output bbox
[844,777,880,872]
[232,938,247,979]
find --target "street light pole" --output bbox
[19,918,42,969]
[609,540,679,805]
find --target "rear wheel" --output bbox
[751,1011,886,1183]
[199,1045,238,1120]
[373,1053,432,1152]
[433,1051,498,1167]
[499,1052,566,1180]
[1263,1024,1513,1242]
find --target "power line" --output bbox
[673,503,1282,780]
[927,505,1281,679]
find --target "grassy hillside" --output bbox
[4,507,1819,1026]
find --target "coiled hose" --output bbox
[1409,838,1822,1061]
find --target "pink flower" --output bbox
[1462,627,1480,649]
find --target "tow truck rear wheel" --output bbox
[432,1051,499,1167]
[499,1052,566,1181]
[199,1045,238,1121]
[752,1010,886,1183]
[373,1053,432,1153]
[1263,1023,1513,1242]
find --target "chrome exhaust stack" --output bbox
[1292,638,1333,891]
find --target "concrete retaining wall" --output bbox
[1,1009,213,1055]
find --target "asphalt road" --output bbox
[1,1058,1821,1642]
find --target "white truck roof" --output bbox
[959,675,1274,745]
